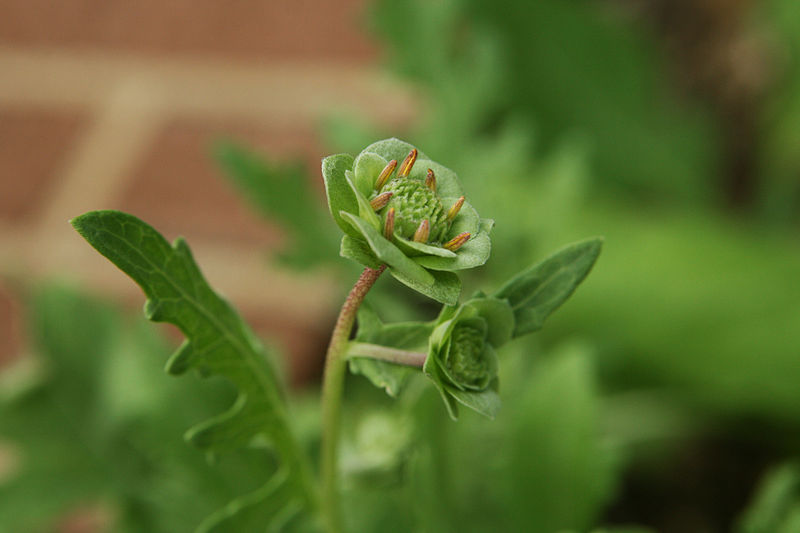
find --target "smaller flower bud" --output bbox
[413,219,430,243]
[375,159,397,190]
[443,232,471,251]
[446,196,465,221]
[370,192,393,211]
[384,207,396,239]
[445,324,492,390]
[425,169,436,192]
[397,149,418,178]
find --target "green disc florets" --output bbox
[379,178,449,243]
[445,324,489,389]
[366,148,470,252]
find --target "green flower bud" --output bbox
[423,296,515,420]
[431,314,498,395]
[321,138,495,305]
[443,321,494,390]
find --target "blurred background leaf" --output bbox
[214,141,338,269]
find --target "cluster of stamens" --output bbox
[368,149,471,252]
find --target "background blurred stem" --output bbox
[320,265,386,533]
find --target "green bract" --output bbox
[322,138,493,305]
[423,296,515,420]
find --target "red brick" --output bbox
[116,117,327,247]
[0,110,86,223]
[241,307,332,386]
[0,0,376,62]
[0,282,24,367]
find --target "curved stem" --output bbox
[346,342,427,367]
[320,265,386,533]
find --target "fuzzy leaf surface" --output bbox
[71,210,316,532]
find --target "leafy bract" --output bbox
[322,153,360,239]
[494,237,603,337]
[340,212,462,306]
[70,210,316,532]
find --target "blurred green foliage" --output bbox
[0,285,277,532]
[3,0,800,531]
[373,0,719,204]
[737,463,800,533]
[759,0,800,223]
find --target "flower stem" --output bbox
[320,265,386,533]
[346,342,427,367]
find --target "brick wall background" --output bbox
[0,0,416,383]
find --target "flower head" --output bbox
[322,139,493,305]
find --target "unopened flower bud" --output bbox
[413,220,430,243]
[443,232,471,251]
[425,169,436,192]
[384,207,396,239]
[397,149,418,178]
[446,196,465,221]
[370,192,393,211]
[445,324,492,390]
[375,159,397,190]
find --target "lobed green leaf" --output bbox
[71,210,316,532]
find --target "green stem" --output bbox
[320,265,386,533]
[346,342,427,367]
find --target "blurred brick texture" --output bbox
[0,0,416,383]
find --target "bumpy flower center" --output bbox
[368,149,471,251]
[445,325,489,388]
[379,178,449,243]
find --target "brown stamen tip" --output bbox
[384,208,395,239]
[375,159,397,190]
[370,192,393,211]
[443,232,471,251]
[397,148,418,178]
[447,196,465,221]
[413,219,430,243]
[425,168,436,191]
